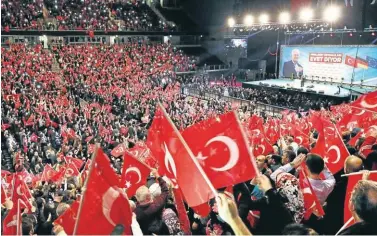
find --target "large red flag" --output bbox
[147,105,216,208]
[3,199,26,235]
[299,167,325,220]
[120,152,151,197]
[181,112,258,189]
[322,126,350,174]
[351,91,377,112]
[54,200,80,235]
[74,148,132,235]
[10,174,33,212]
[173,188,192,235]
[344,172,377,224]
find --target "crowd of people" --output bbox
[1,39,377,236]
[183,77,342,111]
[1,0,172,31]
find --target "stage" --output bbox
[242,79,351,98]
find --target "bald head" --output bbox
[344,155,364,174]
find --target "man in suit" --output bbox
[283,49,303,78]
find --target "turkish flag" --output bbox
[120,152,150,196]
[64,156,84,170]
[54,200,79,235]
[182,111,258,189]
[323,128,350,174]
[1,123,11,131]
[344,172,377,223]
[147,105,216,208]
[74,148,132,235]
[41,164,58,182]
[11,174,33,212]
[345,55,357,67]
[25,114,35,126]
[351,91,377,112]
[299,167,325,220]
[111,143,127,158]
[348,131,364,147]
[252,136,274,157]
[65,162,80,178]
[3,199,25,235]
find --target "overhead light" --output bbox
[300,7,314,22]
[323,5,341,22]
[259,13,269,24]
[244,15,254,26]
[228,17,235,27]
[279,12,290,24]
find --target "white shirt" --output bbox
[271,163,335,205]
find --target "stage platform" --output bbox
[242,79,351,98]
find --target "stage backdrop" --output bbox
[279,45,377,85]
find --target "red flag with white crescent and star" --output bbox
[74,148,132,235]
[350,91,377,112]
[181,111,258,189]
[111,143,127,158]
[147,104,216,209]
[120,152,151,197]
[54,200,80,235]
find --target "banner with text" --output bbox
[279,45,377,85]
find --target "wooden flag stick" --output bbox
[341,170,377,177]
[73,143,100,235]
[158,103,218,197]
[335,217,354,235]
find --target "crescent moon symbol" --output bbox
[17,185,22,195]
[164,143,177,178]
[125,167,142,184]
[328,145,341,164]
[66,168,74,176]
[131,150,139,157]
[281,124,287,130]
[360,97,377,109]
[252,129,260,136]
[102,187,120,227]
[259,144,265,155]
[369,125,377,131]
[205,136,239,172]
[355,110,365,116]
[308,122,313,128]
[296,136,303,144]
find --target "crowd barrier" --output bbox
[181,86,295,118]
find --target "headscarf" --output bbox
[276,172,305,223]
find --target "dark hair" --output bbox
[282,223,316,235]
[365,151,377,170]
[351,180,377,223]
[22,218,34,235]
[306,154,324,175]
[297,147,309,156]
[285,150,296,162]
[271,155,282,165]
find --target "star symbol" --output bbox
[196,152,207,160]
[323,157,329,163]
[125,181,131,188]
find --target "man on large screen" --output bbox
[283,48,303,78]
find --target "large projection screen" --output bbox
[279,45,377,85]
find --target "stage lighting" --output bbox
[299,7,313,22]
[279,12,290,24]
[244,15,254,26]
[259,13,269,24]
[323,5,341,22]
[372,32,376,36]
[349,33,353,37]
[228,17,235,27]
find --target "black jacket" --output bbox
[339,221,377,235]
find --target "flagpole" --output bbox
[349,105,377,114]
[157,103,218,197]
[234,110,261,177]
[341,170,377,177]
[73,143,100,235]
[16,199,20,236]
[335,217,354,235]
